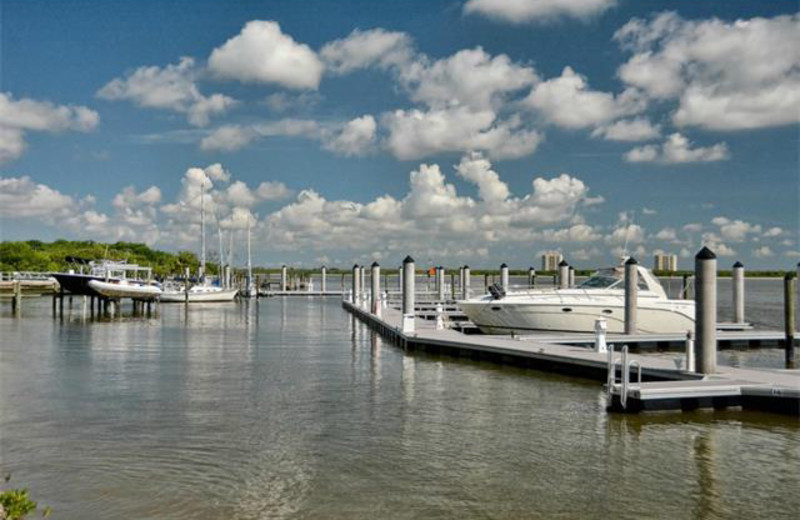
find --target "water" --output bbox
[1,298,798,519]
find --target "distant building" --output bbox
[654,254,678,272]
[542,252,563,272]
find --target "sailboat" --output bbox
[160,182,238,303]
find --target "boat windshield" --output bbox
[578,275,620,289]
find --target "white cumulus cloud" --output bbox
[523,67,644,129]
[615,12,800,130]
[208,20,324,89]
[464,0,617,23]
[0,93,99,164]
[624,133,729,164]
[97,57,236,127]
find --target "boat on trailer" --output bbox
[458,262,695,335]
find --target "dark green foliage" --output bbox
[0,240,214,277]
[0,488,37,519]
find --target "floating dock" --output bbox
[342,299,799,416]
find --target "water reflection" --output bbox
[1,297,798,519]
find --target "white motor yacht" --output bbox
[458,263,694,335]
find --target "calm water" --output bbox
[1,297,798,519]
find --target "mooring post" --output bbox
[569,266,575,288]
[398,265,403,293]
[624,257,638,335]
[437,266,445,301]
[462,265,471,300]
[784,272,796,367]
[594,318,607,354]
[459,266,464,295]
[280,265,288,292]
[12,280,21,316]
[500,263,509,292]
[484,273,489,292]
[450,272,456,300]
[359,266,366,308]
[321,265,327,293]
[528,267,536,289]
[351,264,359,304]
[733,261,745,324]
[695,247,718,374]
[371,262,381,316]
[558,260,569,290]
[682,273,691,300]
[402,256,415,333]
[685,331,695,372]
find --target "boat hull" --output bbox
[51,273,103,296]
[87,280,162,300]
[159,288,239,303]
[459,299,695,335]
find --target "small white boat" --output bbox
[159,284,238,303]
[88,279,162,301]
[459,263,695,335]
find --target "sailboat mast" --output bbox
[247,215,253,288]
[217,214,224,288]
[200,181,206,277]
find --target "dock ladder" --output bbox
[606,345,642,409]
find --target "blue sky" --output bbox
[1,0,798,269]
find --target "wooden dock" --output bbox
[342,299,799,416]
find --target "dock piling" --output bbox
[321,266,327,293]
[371,262,380,316]
[624,257,638,335]
[12,280,22,316]
[784,272,796,367]
[402,256,415,333]
[280,265,288,292]
[695,247,718,374]
[685,331,695,372]
[569,266,575,288]
[351,264,360,305]
[558,260,569,289]
[462,265,470,300]
[437,266,445,301]
[500,263,509,293]
[733,261,745,324]
[528,267,536,288]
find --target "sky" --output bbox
[0,0,798,269]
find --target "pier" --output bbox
[340,254,799,416]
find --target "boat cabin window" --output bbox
[578,275,620,289]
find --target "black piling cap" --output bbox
[785,272,796,280]
[403,255,415,264]
[353,263,359,269]
[625,257,638,265]
[696,246,716,260]
[500,263,508,268]
[529,266,535,270]
[558,259,569,267]
[463,264,470,269]
[371,261,380,267]
[438,265,443,270]
[733,261,744,268]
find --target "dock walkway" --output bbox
[343,299,799,416]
